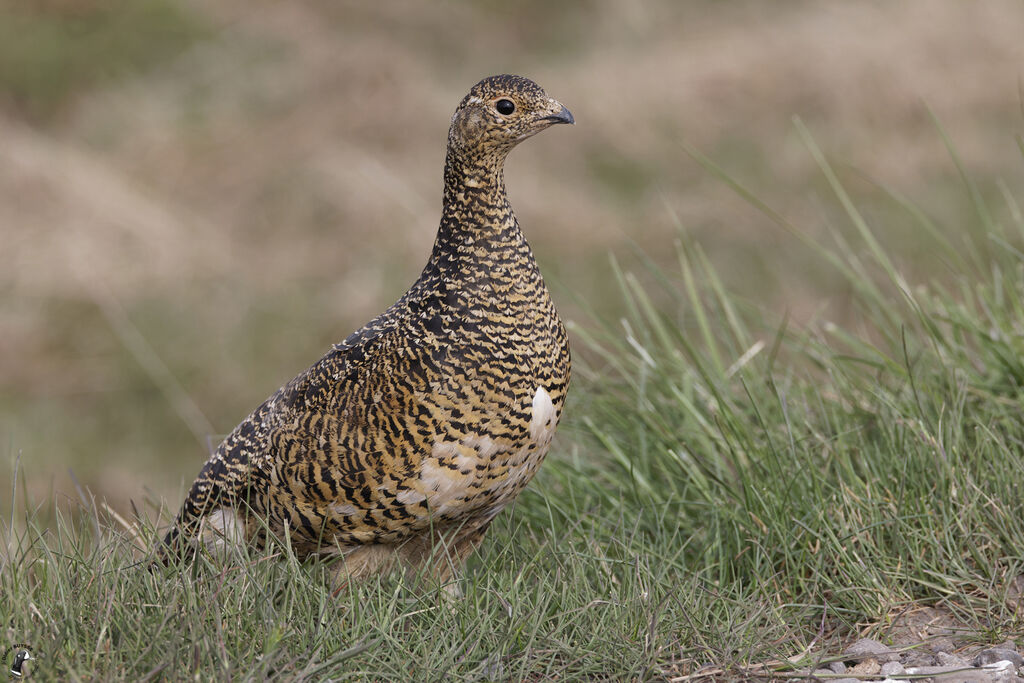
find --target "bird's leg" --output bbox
[326,543,403,594]
[423,523,491,598]
[325,520,493,597]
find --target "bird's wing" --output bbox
[160,318,403,554]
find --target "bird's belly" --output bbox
[385,384,559,528]
[296,369,566,549]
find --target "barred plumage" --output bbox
[159,75,573,586]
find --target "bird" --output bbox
[157,74,574,589]
[9,648,34,678]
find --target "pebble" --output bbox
[905,661,1019,683]
[930,636,957,653]
[933,669,1011,683]
[802,631,1023,683]
[937,651,970,668]
[902,650,938,668]
[827,660,847,674]
[850,658,881,675]
[880,661,905,676]
[844,638,899,663]
[974,648,1024,669]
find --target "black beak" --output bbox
[542,105,575,125]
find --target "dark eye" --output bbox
[495,99,515,115]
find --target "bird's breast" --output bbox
[403,383,561,520]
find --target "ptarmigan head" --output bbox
[448,75,574,163]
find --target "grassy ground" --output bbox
[3,2,1024,679]
[4,125,1024,680]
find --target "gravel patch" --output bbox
[798,637,1024,683]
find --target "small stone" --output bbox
[936,651,969,668]
[902,650,938,668]
[827,660,848,674]
[930,636,957,653]
[850,658,881,675]
[974,648,1024,669]
[999,641,1019,653]
[905,663,1009,682]
[933,670,1008,683]
[906,665,947,675]
[845,638,898,663]
[974,659,1020,683]
[812,668,834,678]
[880,661,905,676]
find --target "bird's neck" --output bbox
[441,148,507,207]
[415,148,540,293]
[435,148,520,248]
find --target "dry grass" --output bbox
[2,0,1024,512]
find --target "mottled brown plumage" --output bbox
[159,75,573,585]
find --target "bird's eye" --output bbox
[495,99,515,115]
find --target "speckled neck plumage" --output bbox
[158,75,573,587]
[431,147,519,271]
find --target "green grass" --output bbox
[0,0,205,120]
[4,126,1024,680]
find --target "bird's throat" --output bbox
[438,150,516,243]
[442,149,507,205]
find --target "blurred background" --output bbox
[2,0,1023,518]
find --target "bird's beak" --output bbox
[542,103,575,125]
